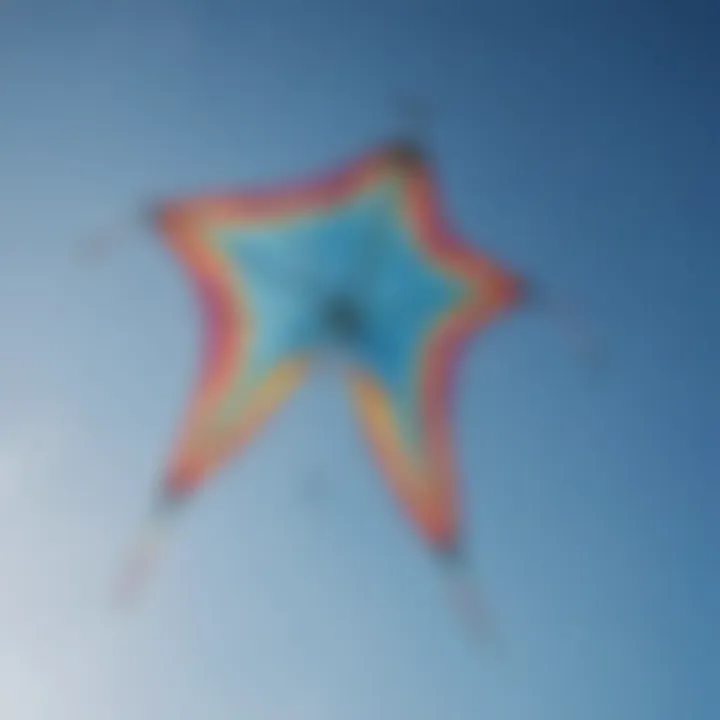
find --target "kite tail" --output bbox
[114,492,178,609]
[440,546,503,653]
[523,281,605,371]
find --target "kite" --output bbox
[114,139,553,637]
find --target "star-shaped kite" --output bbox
[119,142,524,611]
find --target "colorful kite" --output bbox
[118,140,528,631]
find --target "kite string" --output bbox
[395,94,434,147]
[114,492,179,609]
[77,208,153,266]
[524,281,605,369]
[439,546,505,654]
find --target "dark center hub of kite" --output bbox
[325,294,364,341]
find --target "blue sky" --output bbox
[0,1,717,718]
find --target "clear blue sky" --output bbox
[0,1,717,718]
